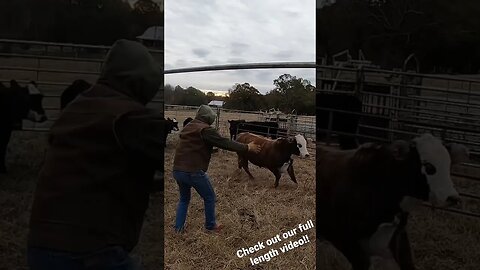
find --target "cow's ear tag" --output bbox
[390,140,410,160]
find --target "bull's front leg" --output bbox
[272,169,281,188]
[238,155,254,179]
[287,158,297,184]
[390,229,415,270]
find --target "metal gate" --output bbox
[0,39,164,131]
[317,64,480,218]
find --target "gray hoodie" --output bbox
[98,39,163,105]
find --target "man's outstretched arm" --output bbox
[201,127,261,153]
[113,109,166,169]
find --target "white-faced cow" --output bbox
[0,80,47,173]
[236,132,310,187]
[316,133,468,270]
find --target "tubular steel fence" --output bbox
[1,45,316,150]
[316,63,480,219]
[0,38,163,59]
[0,42,164,131]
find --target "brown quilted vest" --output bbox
[28,84,155,252]
[173,119,212,172]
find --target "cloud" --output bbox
[230,42,250,55]
[192,48,210,58]
[273,50,294,59]
[227,58,246,64]
[165,0,315,94]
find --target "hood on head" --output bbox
[98,39,162,105]
[195,105,216,125]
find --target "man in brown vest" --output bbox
[27,39,164,270]
[173,105,261,232]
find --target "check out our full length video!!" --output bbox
[236,220,314,266]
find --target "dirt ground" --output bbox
[0,131,164,270]
[163,133,316,270]
[1,124,479,270]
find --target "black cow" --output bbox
[183,117,193,128]
[316,93,362,150]
[228,120,280,140]
[162,117,175,145]
[0,80,47,173]
[60,79,92,110]
[316,134,468,269]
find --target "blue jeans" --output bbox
[27,246,142,270]
[173,170,216,231]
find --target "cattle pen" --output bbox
[0,39,166,270]
[165,105,315,145]
[1,40,317,270]
[316,60,480,269]
[0,38,165,132]
[163,62,317,270]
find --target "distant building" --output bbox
[137,26,163,48]
[208,100,224,107]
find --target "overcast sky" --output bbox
[164,0,315,94]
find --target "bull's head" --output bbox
[285,134,310,158]
[391,134,468,209]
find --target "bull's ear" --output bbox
[228,120,231,123]
[445,143,469,165]
[389,140,410,160]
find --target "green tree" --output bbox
[224,83,264,111]
[206,91,215,102]
[132,0,163,38]
[0,0,163,46]
[317,0,480,73]
[133,0,161,14]
[172,85,185,105]
[271,74,315,115]
[183,86,208,106]
[264,90,284,111]
[164,84,174,104]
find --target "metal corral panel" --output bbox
[0,41,164,130]
[316,65,480,158]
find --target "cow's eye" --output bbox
[423,162,436,175]
[297,144,302,148]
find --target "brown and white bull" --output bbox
[236,132,309,187]
[316,133,468,270]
